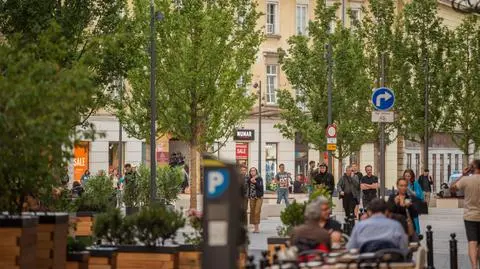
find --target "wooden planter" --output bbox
[178,245,201,269]
[73,212,95,237]
[177,245,246,269]
[267,237,288,264]
[88,247,117,269]
[0,215,38,269]
[115,246,178,269]
[35,213,69,269]
[67,251,90,269]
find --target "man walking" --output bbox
[418,169,433,206]
[337,166,360,218]
[313,163,335,195]
[451,160,480,269]
[360,165,379,209]
[274,164,291,206]
[352,164,363,217]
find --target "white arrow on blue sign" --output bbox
[371,87,395,111]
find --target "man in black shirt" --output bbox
[360,165,379,209]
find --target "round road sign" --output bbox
[326,124,337,138]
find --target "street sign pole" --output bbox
[326,43,333,170]
[379,53,386,199]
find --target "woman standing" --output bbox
[388,177,421,235]
[247,167,264,233]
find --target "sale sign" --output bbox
[235,143,249,160]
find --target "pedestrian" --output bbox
[387,177,421,235]
[293,174,304,194]
[315,196,343,247]
[337,165,360,218]
[247,167,264,233]
[313,163,335,196]
[71,181,84,198]
[239,165,249,221]
[81,170,90,186]
[418,168,433,206]
[307,161,318,194]
[352,163,363,216]
[181,165,190,194]
[274,164,291,206]
[347,198,408,254]
[360,165,379,209]
[290,197,331,262]
[450,160,480,269]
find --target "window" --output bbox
[266,2,279,34]
[265,143,278,190]
[328,20,336,34]
[440,154,445,184]
[266,65,278,104]
[236,76,250,96]
[406,154,412,169]
[350,8,361,29]
[296,4,308,35]
[415,153,420,176]
[455,154,459,171]
[295,88,306,111]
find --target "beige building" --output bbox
[217,0,470,192]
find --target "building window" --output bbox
[432,154,437,192]
[415,153,420,176]
[109,142,126,173]
[328,20,336,34]
[455,154,459,172]
[440,154,445,184]
[266,65,278,104]
[295,88,306,111]
[350,8,361,29]
[296,4,308,35]
[266,2,279,35]
[407,153,412,169]
[265,142,278,190]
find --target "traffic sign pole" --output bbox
[379,53,386,199]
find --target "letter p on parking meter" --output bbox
[202,156,245,269]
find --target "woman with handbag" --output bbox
[247,167,264,233]
[388,177,421,235]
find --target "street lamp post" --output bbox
[253,82,262,177]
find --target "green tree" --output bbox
[444,16,480,164]
[391,0,454,169]
[276,1,373,178]
[119,0,263,208]
[0,0,137,124]
[0,34,95,214]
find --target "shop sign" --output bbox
[235,143,249,159]
[74,142,89,181]
[234,129,255,141]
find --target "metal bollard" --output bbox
[245,255,255,269]
[426,225,435,269]
[260,251,269,269]
[343,217,351,235]
[449,233,458,269]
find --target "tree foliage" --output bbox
[0,0,138,125]
[276,1,373,161]
[444,15,480,160]
[0,34,95,214]
[119,0,263,208]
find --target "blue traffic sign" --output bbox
[206,169,230,199]
[372,87,395,111]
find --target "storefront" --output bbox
[233,129,255,167]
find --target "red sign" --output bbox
[235,143,249,159]
[326,124,337,138]
[74,142,89,181]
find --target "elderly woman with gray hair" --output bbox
[290,197,332,260]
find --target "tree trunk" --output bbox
[337,157,343,181]
[463,142,470,169]
[189,142,201,209]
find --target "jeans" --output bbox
[277,188,289,206]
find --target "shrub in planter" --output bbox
[276,201,306,237]
[309,185,335,209]
[66,236,90,269]
[135,205,185,246]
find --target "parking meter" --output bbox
[202,156,246,269]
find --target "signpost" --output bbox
[326,124,337,154]
[203,157,245,269]
[371,86,395,198]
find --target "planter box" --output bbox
[34,213,69,269]
[67,251,90,269]
[436,198,464,209]
[88,247,117,269]
[73,212,95,237]
[0,215,38,269]
[267,237,288,264]
[115,245,178,269]
[177,245,246,269]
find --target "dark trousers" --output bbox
[362,195,376,209]
[342,192,356,217]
